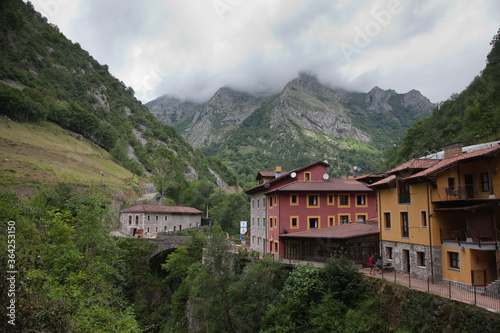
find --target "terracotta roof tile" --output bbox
[280,222,379,239]
[121,204,203,214]
[267,178,372,193]
[406,144,500,181]
[387,159,440,174]
[369,175,396,189]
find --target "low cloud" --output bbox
[31,0,500,104]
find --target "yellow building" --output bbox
[371,142,500,286]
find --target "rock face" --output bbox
[273,74,371,143]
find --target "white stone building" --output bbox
[120,204,202,238]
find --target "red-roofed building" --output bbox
[245,160,378,263]
[371,142,500,287]
[120,204,203,238]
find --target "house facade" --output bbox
[371,142,500,286]
[120,204,203,238]
[246,161,378,261]
[246,168,286,254]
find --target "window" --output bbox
[274,217,277,228]
[179,225,182,231]
[165,215,168,221]
[308,217,319,229]
[398,180,411,204]
[305,172,311,181]
[329,216,334,227]
[447,177,455,190]
[356,194,366,206]
[291,217,298,228]
[290,194,298,205]
[401,212,409,238]
[386,247,393,260]
[417,252,426,266]
[257,198,260,209]
[135,215,139,225]
[252,199,255,209]
[147,215,151,221]
[252,236,255,244]
[448,252,460,269]
[339,194,349,206]
[421,211,427,228]
[307,194,319,207]
[173,226,176,232]
[263,218,266,229]
[155,227,158,233]
[339,215,349,225]
[128,215,132,225]
[164,226,168,232]
[147,227,150,233]
[269,241,273,252]
[356,214,366,222]
[269,217,273,229]
[251,217,254,227]
[257,237,260,245]
[262,197,266,209]
[155,215,159,222]
[481,172,489,192]
[328,194,335,205]
[384,212,391,229]
[257,217,260,227]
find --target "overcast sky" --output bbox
[30,0,499,104]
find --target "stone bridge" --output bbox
[146,236,192,259]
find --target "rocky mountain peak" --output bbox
[402,89,435,115]
[365,86,394,112]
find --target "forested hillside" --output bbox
[0,0,238,196]
[387,28,500,167]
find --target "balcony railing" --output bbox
[432,184,500,202]
[440,228,497,247]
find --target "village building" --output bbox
[245,160,378,263]
[370,141,500,286]
[120,204,203,238]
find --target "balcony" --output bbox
[432,185,500,202]
[440,227,498,248]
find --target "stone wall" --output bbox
[382,240,442,282]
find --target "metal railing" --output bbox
[374,268,500,312]
[432,185,500,202]
[440,227,497,247]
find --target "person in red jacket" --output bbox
[367,254,376,275]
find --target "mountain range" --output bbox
[147,73,435,184]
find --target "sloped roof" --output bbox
[387,158,440,174]
[267,178,372,193]
[280,222,379,239]
[121,204,203,214]
[406,144,500,181]
[245,160,329,194]
[257,171,279,178]
[369,175,396,189]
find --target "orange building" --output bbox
[371,142,500,286]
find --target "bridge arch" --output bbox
[146,236,192,260]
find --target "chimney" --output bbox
[275,166,282,178]
[443,142,463,159]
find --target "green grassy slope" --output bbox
[0,116,136,187]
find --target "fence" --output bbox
[377,268,500,312]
